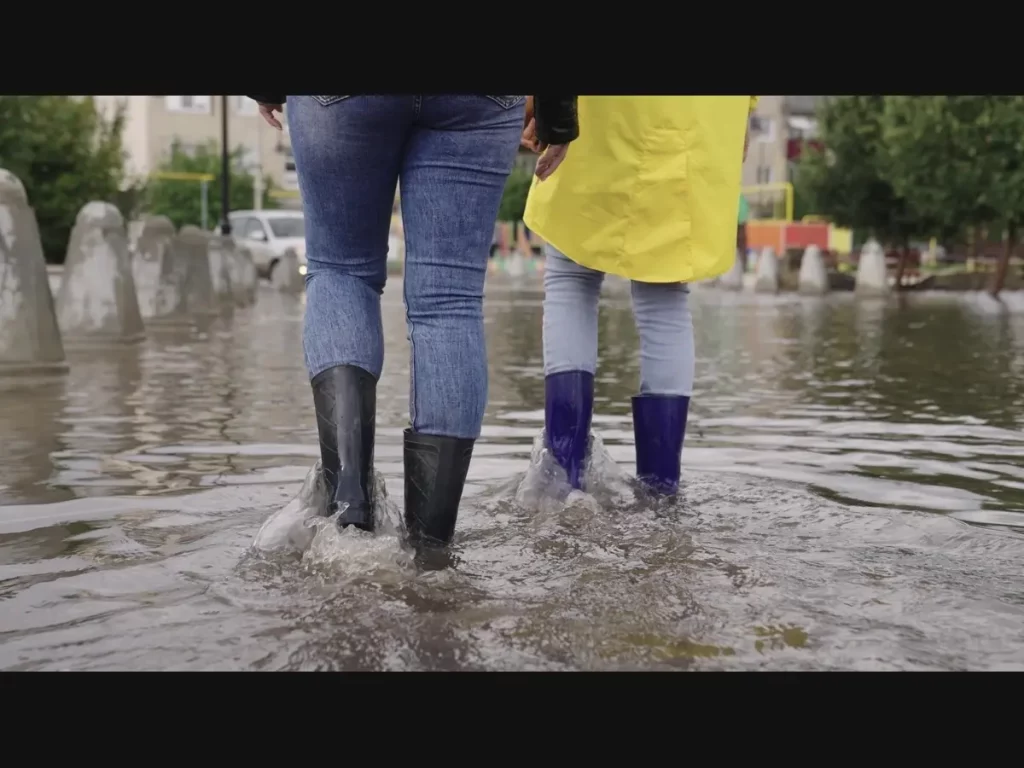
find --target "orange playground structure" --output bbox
[741,184,853,255]
[745,219,853,255]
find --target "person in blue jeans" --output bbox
[248,95,579,550]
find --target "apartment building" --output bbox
[741,95,823,218]
[93,96,299,208]
[89,95,818,218]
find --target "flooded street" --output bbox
[2,279,1024,670]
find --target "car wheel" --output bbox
[266,258,279,282]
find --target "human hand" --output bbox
[522,118,541,152]
[259,103,284,131]
[535,143,569,181]
[521,96,542,151]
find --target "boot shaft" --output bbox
[311,364,377,530]
[544,371,595,491]
[631,394,689,495]
[404,429,475,547]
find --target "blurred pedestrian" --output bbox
[737,193,750,266]
[249,95,578,551]
[523,96,756,494]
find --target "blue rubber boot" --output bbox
[544,371,594,490]
[631,394,690,495]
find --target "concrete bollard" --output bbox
[131,215,187,322]
[506,250,527,278]
[271,248,305,293]
[387,231,404,269]
[241,247,259,305]
[130,220,162,317]
[207,234,235,310]
[177,226,218,316]
[798,245,829,296]
[55,202,145,343]
[0,168,68,373]
[718,251,745,291]
[692,276,717,291]
[231,245,258,307]
[754,246,780,293]
[855,239,889,297]
[226,244,246,306]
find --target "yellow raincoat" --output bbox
[524,96,758,284]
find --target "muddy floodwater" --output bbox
[2,279,1024,671]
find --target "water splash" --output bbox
[514,430,637,517]
[251,460,414,578]
[251,429,645,583]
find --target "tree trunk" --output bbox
[894,240,909,291]
[989,222,1015,298]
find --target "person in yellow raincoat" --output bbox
[522,95,757,495]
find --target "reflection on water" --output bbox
[1,281,1023,670]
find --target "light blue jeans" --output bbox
[542,245,694,396]
[288,95,525,439]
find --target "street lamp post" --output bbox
[219,95,231,236]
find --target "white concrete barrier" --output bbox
[387,232,404,267]
[271,248,305,293]
[231,245,258,307]
[131,222,162,318]
[718,252,745,291]
[207,234,235,310]
[131,215,189,322]
[506,250,527,278]
[55,202,145,343]
[855,239,889,297]
[0,169,68,372]
[798,245,829,295]
[754,246,780,294]
[177,226,218,316]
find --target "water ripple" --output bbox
[1,283,1022,670]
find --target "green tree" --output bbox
[144,140,276,230]
[983,97,1024,295]
[797,96,933,288]
[497,163,533,222]
[112,178,150,223]
[791,166,817,222]
[883,96,1024,296]
[0,96,128,262]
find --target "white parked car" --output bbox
[228,210,306,280]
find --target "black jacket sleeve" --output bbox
[247,95,286,106]
[533,96,579,146]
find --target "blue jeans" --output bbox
[288,95,525,439]
[542,245,694,396]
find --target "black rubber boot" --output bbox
[403,429,475,549]
[311,364,376,532]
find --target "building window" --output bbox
[165,96,211,114]
[750,115,776,144]
[235,96,258,116]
